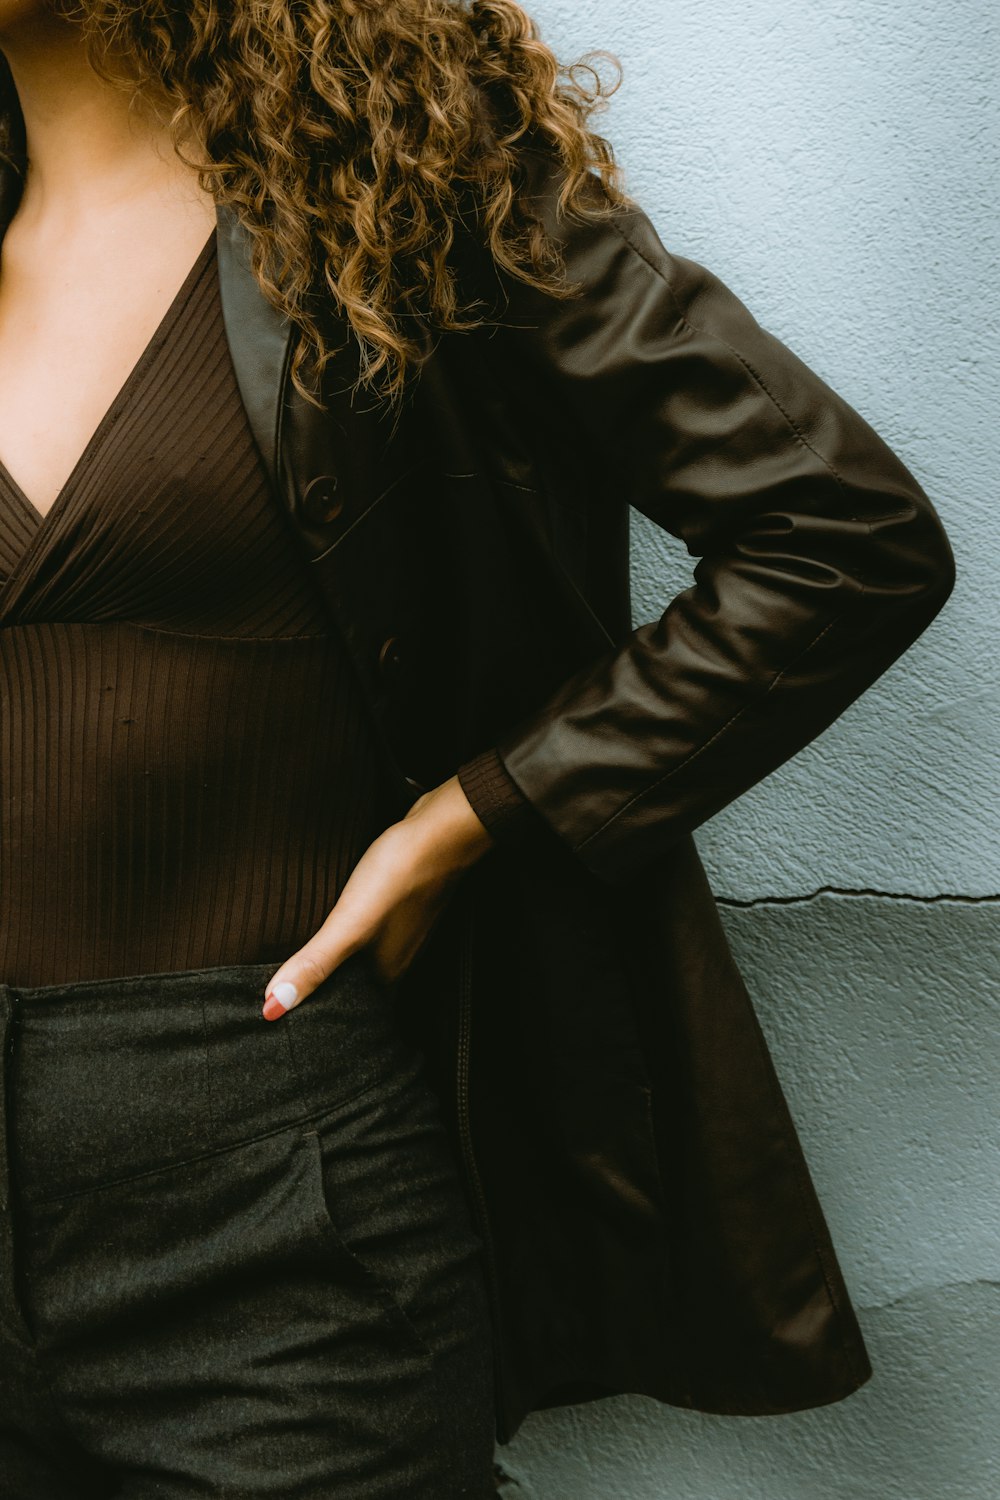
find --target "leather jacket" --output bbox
[0,134,955,1445]
[224,143,955,1445]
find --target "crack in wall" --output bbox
[859,1278,1000,1312]
[715,886,1000,908]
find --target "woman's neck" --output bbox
[0,9,202,236]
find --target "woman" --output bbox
[0,0,956,1495]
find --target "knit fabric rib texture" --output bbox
[0,230,391,985]
[0,227,539,987]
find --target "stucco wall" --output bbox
[494,1,998,1495]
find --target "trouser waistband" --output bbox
[0,952,414,1208]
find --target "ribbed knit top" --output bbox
[0,228,397,987]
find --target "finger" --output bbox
[262,932,364,1022]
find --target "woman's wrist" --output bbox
[402,774,497,876]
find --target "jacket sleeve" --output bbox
[461,142,957,885]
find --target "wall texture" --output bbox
[494,0,998,1495]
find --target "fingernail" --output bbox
[262,980,299,1021]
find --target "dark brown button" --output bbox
[378,635,404,677]
[302,474,343,524]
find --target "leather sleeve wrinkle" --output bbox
[572,614,846,856]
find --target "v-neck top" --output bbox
[0,228,402,986]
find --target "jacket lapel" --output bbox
[214,200,426,556]
[213,201,293,509]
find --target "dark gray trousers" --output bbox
[0,951,497,1498]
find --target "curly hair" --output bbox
[0,0,634,412]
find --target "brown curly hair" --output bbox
[0,0,634,411]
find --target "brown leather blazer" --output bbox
[1,134,955,1445]
[222,144,955,1445]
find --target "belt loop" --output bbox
[0,986,17,1212]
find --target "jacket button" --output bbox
[302,474,343,524]
[378,635,404,677]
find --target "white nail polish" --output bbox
[270,980,299,1010]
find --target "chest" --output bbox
[0,212,218,519]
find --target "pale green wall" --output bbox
[495,1,999,1496]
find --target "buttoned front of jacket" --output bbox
[0,133,952,1445]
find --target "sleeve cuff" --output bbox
[456,746,547,849]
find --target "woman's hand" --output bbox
[261,774,496,1020]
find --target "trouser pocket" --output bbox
[298,1122,437,1364]
[20,1114,438,1384]
[303,1061,492,1374]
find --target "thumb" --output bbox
[262,926,366,1022]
